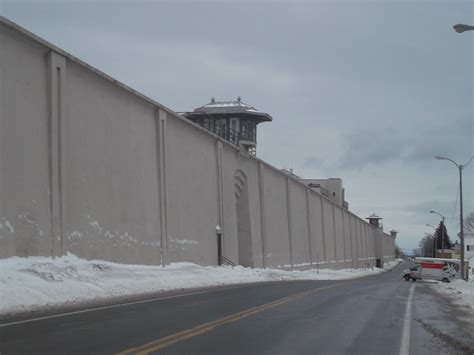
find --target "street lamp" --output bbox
[453,24,474,33]
[435,155,474,280]
[430,210,446,254]
[216,225,223,266]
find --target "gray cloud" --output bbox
[335,107,472,170]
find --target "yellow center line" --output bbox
[116,283,344,355]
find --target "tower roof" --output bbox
[193,97,273,122]
[366,213,382,220]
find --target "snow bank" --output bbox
[0,254,401,316]
[435,258,474,310]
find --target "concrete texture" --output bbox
[0,17,395,268]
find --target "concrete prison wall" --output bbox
[0,17,393,268]
[374,228,397,267]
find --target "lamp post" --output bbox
[453,24,474,33]
[430,210,445,255]
[216,225,222,266]
[435,155,474,280]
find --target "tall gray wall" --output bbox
[374,228,396,267]
[0,17,392,269]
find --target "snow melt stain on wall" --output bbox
[169,236,199,245]
[68,230,84,241]
[89,220,103,233]
[18,212,44,237]
[85,216,139,247]
[0,217,15,239]
[67,215,161,249]
[168,235,200,261]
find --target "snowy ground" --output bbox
[0,254,401,317]
[435,258,474,310]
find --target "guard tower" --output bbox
[366,213,382,227]
[183,97,273,156]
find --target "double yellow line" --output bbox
[117,283,340,355]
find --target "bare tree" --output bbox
[464,212,474,232]
[419,234,435,257]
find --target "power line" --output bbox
[448,183,460,231]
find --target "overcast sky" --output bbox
[1,0,472,253]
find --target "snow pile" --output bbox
[436,258,474,310]
[0,254,401,316]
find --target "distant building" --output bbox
[458,231,474,261]
[182,97,272,156]
[453,241,461,252]
[466,232,474,261]
[436,249,461,259]
[300,178,349,209]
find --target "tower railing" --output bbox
[181,112,257,150]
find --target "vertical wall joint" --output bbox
[332,204,337,267]
[156,109,168,266]
[320,198,327,265]
[305,189,313,266]
[258,163,267,268]
[341,210,347,268]
[47,51,66,258]
[286,177,293,268]
[215,140,224,253]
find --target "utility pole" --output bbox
[435,155,473,280]
[448,26,474,279]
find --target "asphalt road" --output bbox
[1,262,473,354]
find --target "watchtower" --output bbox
[366,213,382,227]
[183,97,272,156]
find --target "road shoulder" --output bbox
[412,282,474,355]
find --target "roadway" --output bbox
[1,262,473,354]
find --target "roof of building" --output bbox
[191,97,273,122]
[366,213,382,220]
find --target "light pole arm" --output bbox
[462,156,474,168]
[430,210,444,219]
[435,156,460,168]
